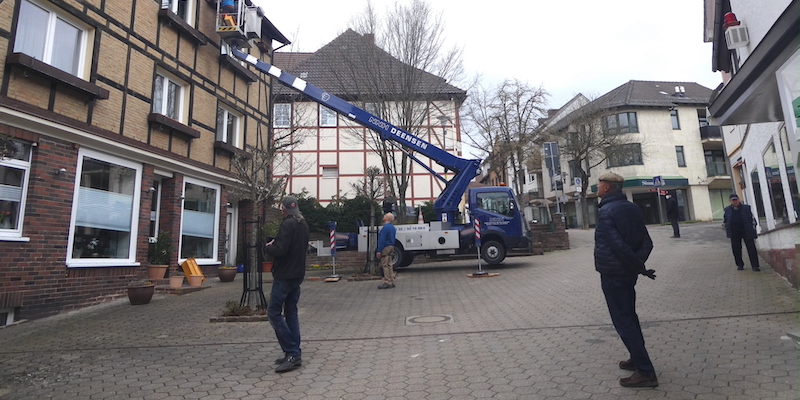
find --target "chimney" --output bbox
[364,33,375,44]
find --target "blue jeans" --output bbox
[601,274,655,376]
[268,277,303,357]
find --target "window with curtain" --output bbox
[162,0,194,25]
[320,105,337,127]
[0,140,32,237]
[181,180,219,261]
[152,72,184,121]
[14,0,86,77]
[273,103,291,128]
[69,152,141,264]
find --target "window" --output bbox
[162,0,194,25]
[152,72,185,121]
[568,160,580,180]
[273,103,291,128]
[216,106,241,147]
[68,150,142,266]
[670,109,681,130]
[675,146,686,167]
[181,179,220,262]
[697,109,709,127]
[604,112,638,134]
[322,167,339,179]
[14,0,87,77]
[476,191,515,217]
[607,143,643,167]
[0,140,32,239]
[320,105,337,127]
[705,150,728,176]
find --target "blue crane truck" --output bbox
[219,9,529,268]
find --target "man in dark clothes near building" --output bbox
[594,172,659,388]
[264,196,310,373]
[723,193,760,271]
[666,192,680,238]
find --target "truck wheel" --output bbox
[390,245,404,270]
[398,251,414,268]
[481,240,506,265]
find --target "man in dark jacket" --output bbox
[723,193,760,271]
[594,172,658,388]
[264,196,310,373]
[666,193,680,238]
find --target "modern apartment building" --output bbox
[704,0,798,287]
[270,30,468,216]
[536,80,725,228]
[0,0,288,322]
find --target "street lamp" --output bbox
[437,115,449,151]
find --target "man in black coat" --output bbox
[264,196,311,373]
[723,193,760,271]
[594,172,658,388]
[666,193,680,238]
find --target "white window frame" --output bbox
[179,177,220,265]
[274,103,291,128]
[14,0,89,78]
[162,0,195,26]
[216,105,241,148]
[320,105,337,127]
[67,149,142,267]
[0,140,32,241]
[153,70,186,122]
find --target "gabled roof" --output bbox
[594,80,713,109]
[271,29,466,102]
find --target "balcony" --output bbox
[706,160,729,177]
[700,125,724,150]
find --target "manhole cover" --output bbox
[405,314,453,326]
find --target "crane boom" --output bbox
[230,47,480,223]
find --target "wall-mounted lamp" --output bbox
[225,202,232,207]
[55,168,67,175]
[179,196,186,200]
[148,187,157,193]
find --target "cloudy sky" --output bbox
[252,0,722,109]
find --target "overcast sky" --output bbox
[252,0,722,109]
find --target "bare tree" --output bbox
[333,0,465,223]
[544,98,644,229]
[463,79,549,197]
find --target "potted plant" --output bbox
[147,231,173,280]
[127,279,155,305]
[218,264,237,282]
[261,219,281,273]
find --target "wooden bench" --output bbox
[181,258,205,282]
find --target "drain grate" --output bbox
[405,314,454,326]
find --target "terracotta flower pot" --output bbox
[262,261,273,273]
[218,267,237,282]
[147,265,168,280]
[127,285,155,305]
[169,275,184,289]
[188,275,203,287]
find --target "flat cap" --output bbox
[729,193,739,200]
[598,172,624,183]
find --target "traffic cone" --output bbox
[417,208,424,224]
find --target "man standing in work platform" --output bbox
[376,212,397,289]
[594,172,658,388]
[264,196,310,373]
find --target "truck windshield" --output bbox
[476,192,515,217]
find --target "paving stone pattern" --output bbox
[0,222,796,399]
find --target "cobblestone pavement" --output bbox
[0,222,797,399]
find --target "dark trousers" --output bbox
[268,277,303,357]
[601,274,655,376]
[730,232,760,269]
[669,217,680,237]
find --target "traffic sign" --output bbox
[653,175,664,187]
